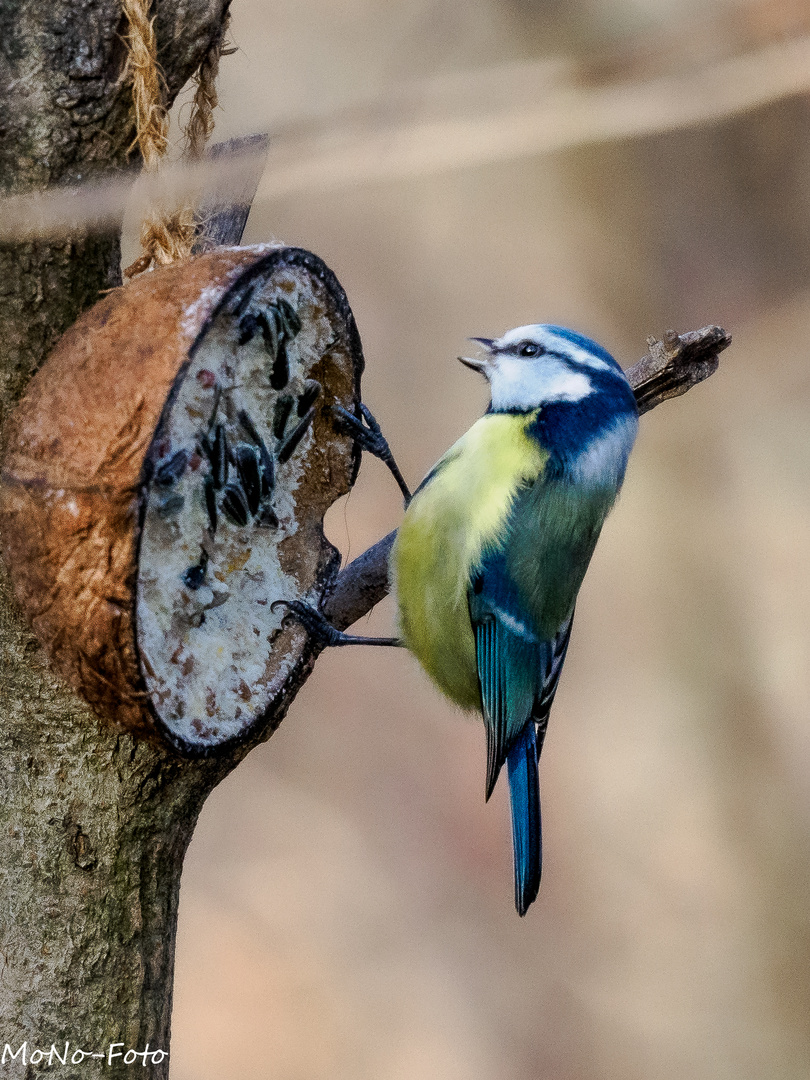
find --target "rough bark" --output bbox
[0,3,251,1077]
[0,0,232,424]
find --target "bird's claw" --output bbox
[331,403,412,505]
[331,403,394,464]
[271,599,344,647]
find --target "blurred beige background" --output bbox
[148,1,810,1077]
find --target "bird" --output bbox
[278,323,638,916]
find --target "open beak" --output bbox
[458,355,489,373]
[459,337,495,375]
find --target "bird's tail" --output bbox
[506,722,542,916]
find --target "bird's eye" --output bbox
[519,341,543,357]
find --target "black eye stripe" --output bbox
[519,347,596,367]
[503,344,561,360]
[495,342,605,367]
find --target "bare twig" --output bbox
[629,325,728,415]
[324,324,731,631]
[324,529,398,632]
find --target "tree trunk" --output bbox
[0,3,244,1075]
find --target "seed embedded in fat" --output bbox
[136,274,338,750]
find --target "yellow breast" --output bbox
[391,412,546,710]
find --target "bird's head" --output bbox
[460,324,629,412]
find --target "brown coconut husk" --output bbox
[0,246,363,752]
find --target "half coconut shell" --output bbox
[0,245,363,755]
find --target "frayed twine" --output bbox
[122,0,231,277]
[185,21,236,162]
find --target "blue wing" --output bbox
[470,562,574,792]
[469,561,574,915]
[534,606,574,751]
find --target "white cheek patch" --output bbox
[544,369,593,402]
[570,413,638,487]
[489,357,593,411]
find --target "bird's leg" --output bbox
[332,403,412,505]
[272,600,402,647]
[280,403,407,648]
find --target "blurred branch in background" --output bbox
[248,34,810,202]
[324,325,732,632]
[0,141,270,243]
[1,33,810,242]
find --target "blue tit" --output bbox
[279,324,637,916]
[391,325,637,914]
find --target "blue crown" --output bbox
[542,325,623,373]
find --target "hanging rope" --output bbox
[185,23,229,161]
[121,0,231,277]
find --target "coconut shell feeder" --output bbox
[0,245,363,755]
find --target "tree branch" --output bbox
[324,324,731,632]
[631,325,729,415]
